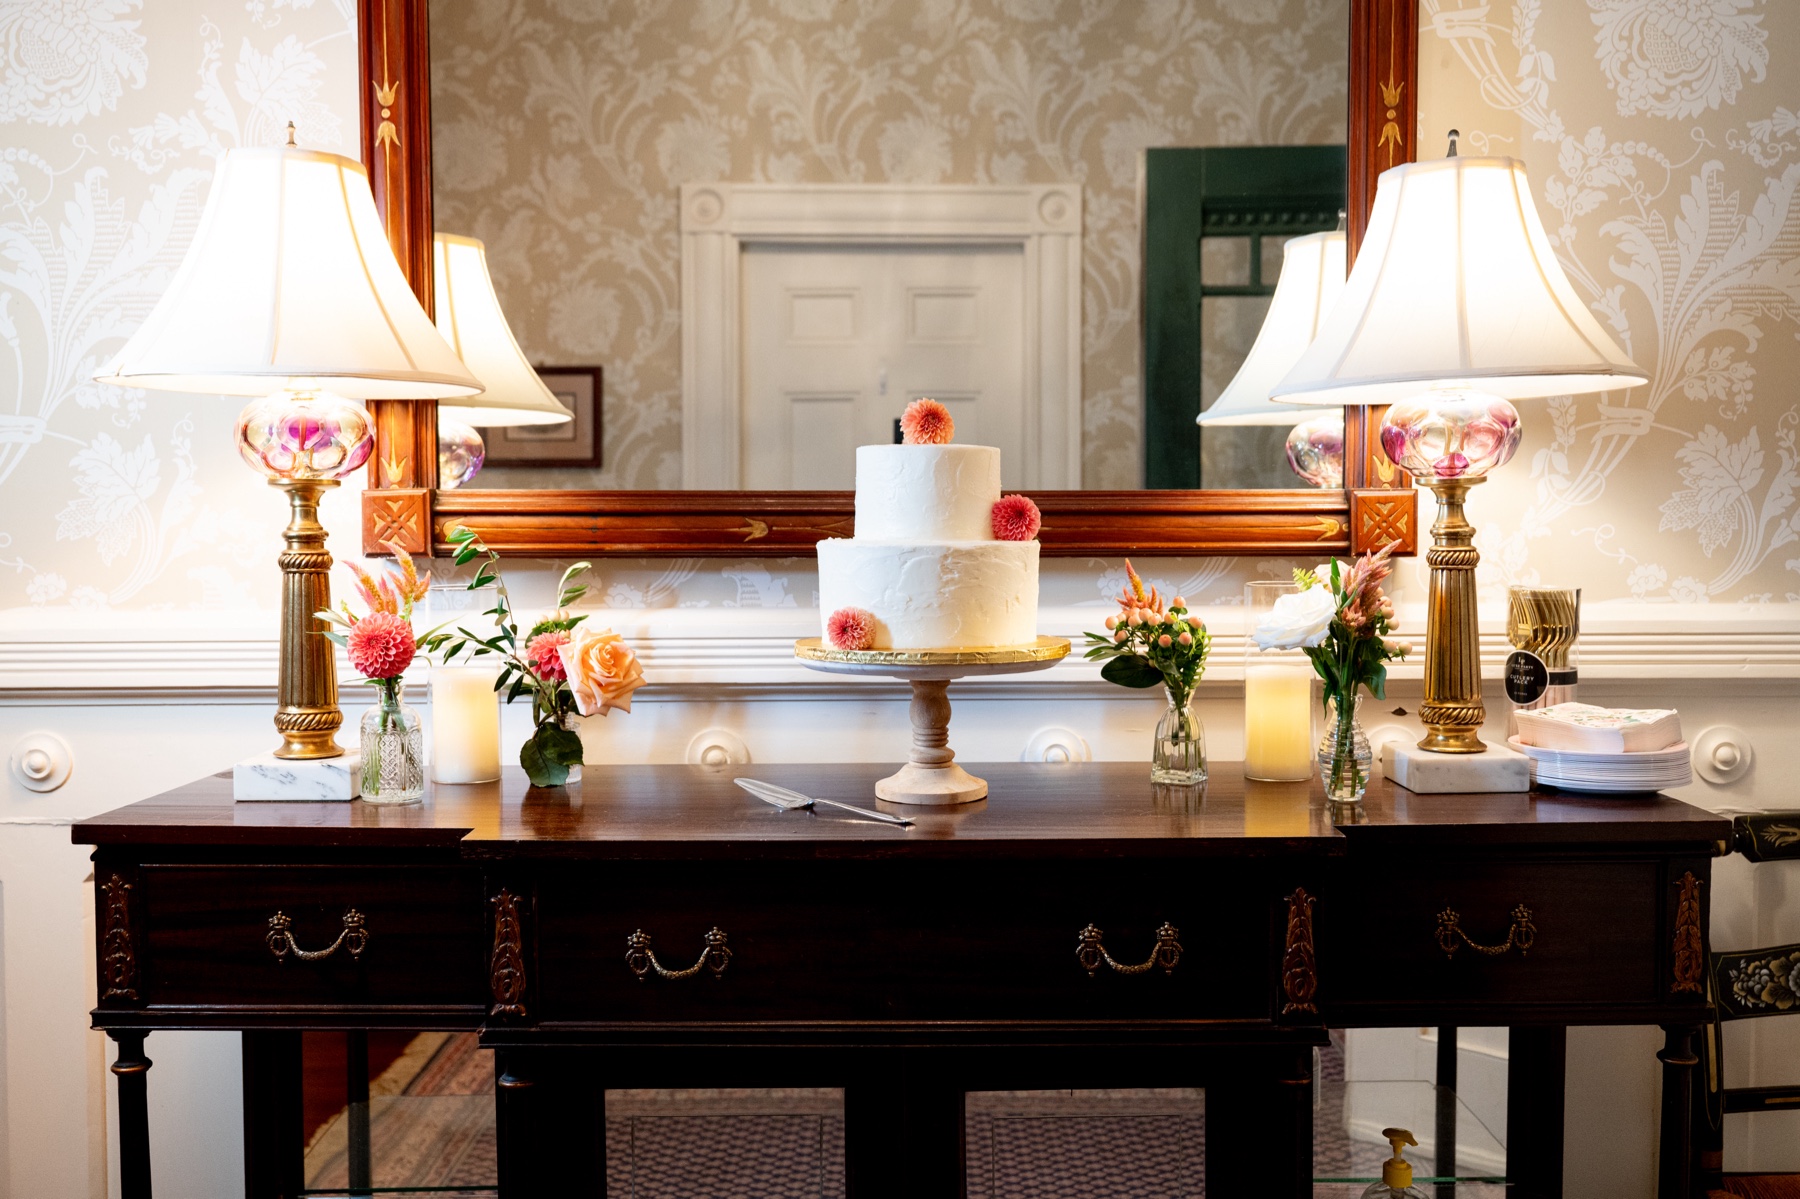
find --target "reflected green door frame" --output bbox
[1141,145,1346,490]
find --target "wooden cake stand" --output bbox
[795,636,1071,805]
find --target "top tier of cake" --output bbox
[853,444,1000,542]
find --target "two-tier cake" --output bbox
[817,400,1041,651]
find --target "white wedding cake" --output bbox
[817,403,1040,651]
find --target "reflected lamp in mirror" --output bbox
[432,233,573,488]
[1198,230,1347,488]
[94,132,483,761]
[1271,150,1645,756]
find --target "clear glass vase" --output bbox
[562,711,583,786]
[1316,693,1371,802]
[1152,689,1207,785]
[361,679,425,804]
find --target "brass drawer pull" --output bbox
[1436,904,1535,958]
[267,909,368,962]
[626,927,731,981]
[1076,922,1182,977]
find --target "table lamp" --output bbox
[432,233,573,488]
[1199,229,1348,487]
[1272,149,1645,758]
[95,133,483,763]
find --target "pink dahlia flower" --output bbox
[900,398,954,445]
[827,607,877,651]
[527,630,571,682]
[347,611,415,679]
[991,493,1041,541]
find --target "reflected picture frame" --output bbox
[480,366,603,469]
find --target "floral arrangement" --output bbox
[1083,561,1212,707]
[316,543,438,797]
[424,527,646,787]
[1251,542,1410,796]
[317,540,433,686]
[901,397,953,445]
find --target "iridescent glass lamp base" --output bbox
[236,388,375,759]
[1380,387,1522,754]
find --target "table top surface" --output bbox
[72,762,1730,858]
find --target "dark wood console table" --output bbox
[75,763,1725,1199]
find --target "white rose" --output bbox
[1252,586,1337,650]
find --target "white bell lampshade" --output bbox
[433,233,574,428]
[1199,230,1346,428]
[1270,156,1644,408]
[96,145,482,401]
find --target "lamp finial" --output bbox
[285,121,297,148]
[1446,129,1460,157]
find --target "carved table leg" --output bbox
[1658,1024,1698,1199]
[846,1052,966,1198]
[242,1031,303,1199]
[1506,1027,1566,1199]
[1206,1044,1312,1198]
[495,1049,538,1199]
[110,1030,153,1199]
[874,679,986,805]
[346,1030,371,1196]
[495,1048,605,1198]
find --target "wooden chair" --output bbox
[1696,812,1800,1197]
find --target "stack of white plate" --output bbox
[1507,736,1692,794]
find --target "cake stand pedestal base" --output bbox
[794,637,1071,807]
[875,679,988,805]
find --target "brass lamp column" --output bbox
[274,479,343,759]
[1417,477,1485,752]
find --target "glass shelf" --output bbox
[1314,1079,1507,1185]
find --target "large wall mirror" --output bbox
[356,0,1419,559]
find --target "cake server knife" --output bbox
[733,778,914,826]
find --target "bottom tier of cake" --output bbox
[816,539,1040,650]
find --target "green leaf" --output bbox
[1101,655,1164,689]
[519,733,569,788]
[453,548,479,566]
[542,722,585,766]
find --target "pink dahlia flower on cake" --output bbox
[900,398,954,445]
[827,606,877,651]
[347,611,416,679]
[991,494,1041,541]
[526,629,571,682]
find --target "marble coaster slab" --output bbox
[1383,740,1530,794]
[234,751,362,800]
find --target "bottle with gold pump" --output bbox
[1360,1127,1431,1199]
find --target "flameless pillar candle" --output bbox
[430,665,501,783]
[426,583,504,784]
[1244,580,1315,782]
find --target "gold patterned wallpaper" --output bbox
[429,0,1351,490]
[4,0,1797,618]
[1418,0,1800,604]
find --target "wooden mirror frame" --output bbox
[356,0,1417,560]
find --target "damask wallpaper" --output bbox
[429,0,1350,491]
[0,0,361,614]
[3,0,1798,620]
[1418,0,1800,604]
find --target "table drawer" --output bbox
[1319,857,1662,1014]
[534,860,1300,1024]
[133,865,487,1011]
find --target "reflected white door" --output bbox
[740,244,1026,490]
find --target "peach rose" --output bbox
[557,626,646,717]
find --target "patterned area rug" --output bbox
[303,1033,1508,1198]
